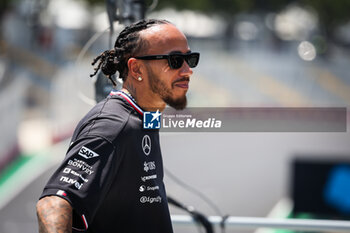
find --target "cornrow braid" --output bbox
[90,49,117,86]
[90,19,170,84]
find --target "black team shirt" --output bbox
[40,91,173,233]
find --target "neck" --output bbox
[122,82,166,112]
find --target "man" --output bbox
[36,19,200,233]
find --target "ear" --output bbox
[127,58,144,81]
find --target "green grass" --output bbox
[0,154,34,187]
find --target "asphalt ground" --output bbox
[1,129,349,233]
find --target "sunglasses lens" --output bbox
[169,55,184,69]
[187,54,199,68]
[167,53,200,69]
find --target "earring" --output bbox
[137,77,142,81]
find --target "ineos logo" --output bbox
[142,135,151,156]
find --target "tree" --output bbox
[300,0,350,42]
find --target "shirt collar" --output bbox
[109,90,144,116]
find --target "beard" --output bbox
[146,67,187,110]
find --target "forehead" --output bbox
[140,24,190,54]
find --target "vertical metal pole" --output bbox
[131,0,145,21]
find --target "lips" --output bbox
[173,77,190,89]
[174,82,189,88]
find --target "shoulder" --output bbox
[72,96,135,143]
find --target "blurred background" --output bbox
[0,0,350,232]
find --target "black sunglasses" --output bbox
[135,52,200,69]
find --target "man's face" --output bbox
[140,24,194,110]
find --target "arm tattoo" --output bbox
[36,196,73,233]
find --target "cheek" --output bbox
[161,65,172,73]
[159,68,177,86]
[159,77,173,90]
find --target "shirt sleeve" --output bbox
[40,135,119,230]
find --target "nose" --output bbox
[180,61,193,76]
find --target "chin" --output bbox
[165,95,187,110]
[173,89,188,98]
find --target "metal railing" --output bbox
[171,215,350,232]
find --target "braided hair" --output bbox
[90,19,170,85]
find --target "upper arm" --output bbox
[39,136,118,228]
[36,196,73,233]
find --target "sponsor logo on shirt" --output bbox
[139,185,159,192]
[141,174,157,182]
[139,185,146,192]
[78,146,99,159]
[141,135,151,156]
[60,176,84,190]
[67,159,94,175]
[140,196,162,204]
[143,161,156,172]
[60,176,76,184]
[63,168,89,182]
[74,182,83,190]
[147,185,159,191]
[56,190,67,197]
[143,110,161,129]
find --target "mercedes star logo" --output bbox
[142,135,151,156]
